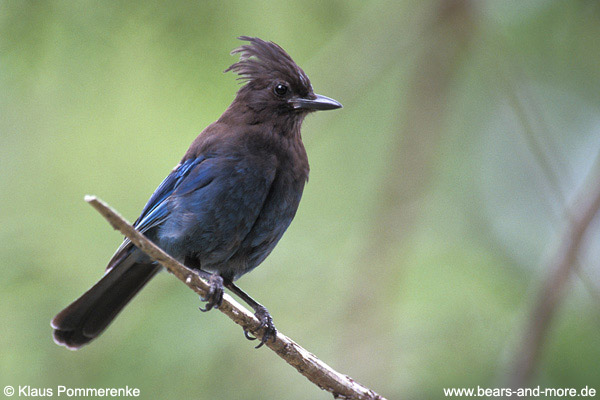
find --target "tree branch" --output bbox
[84,195,385,400]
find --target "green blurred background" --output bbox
[2,0,600,398]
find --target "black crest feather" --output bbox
[225,36,311,94]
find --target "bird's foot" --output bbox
[243,305,277,348]
[199,274,224,312]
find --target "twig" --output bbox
[84,195,385,400]
[508,155,600,387]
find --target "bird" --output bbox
[51,36,342,350]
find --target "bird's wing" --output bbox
[106,156,210,271]
[134,156,208,232]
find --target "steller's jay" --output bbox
[51,36,342,349]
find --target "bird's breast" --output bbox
[231,165,306,277]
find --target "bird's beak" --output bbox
[289,94,342,111]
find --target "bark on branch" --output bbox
[84,195,385,400]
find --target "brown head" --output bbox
[224,36,342,118]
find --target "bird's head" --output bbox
[225,36,342,119]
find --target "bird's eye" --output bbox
[274,83,288,96]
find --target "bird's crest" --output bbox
[225,36,311,95]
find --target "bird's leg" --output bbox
[185,257,224,312]
[224,280,277,348]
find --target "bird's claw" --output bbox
[243,329,257,341]
[251,305,277,349]
[199,274,224,312]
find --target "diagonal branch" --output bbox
[84,195,385,400]
[508,154,600,387]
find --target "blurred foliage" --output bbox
[2,1,600,399]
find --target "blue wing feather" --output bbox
[134,157,205,232]
[107,156,209,271]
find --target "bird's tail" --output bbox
[51,250,161,350]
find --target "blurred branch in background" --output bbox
[340,0,476,375]
[502,72,600,302]
[85,196,386,400]
[369,0,475,253]
[495,40,600,386]
[508,154,600,388]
